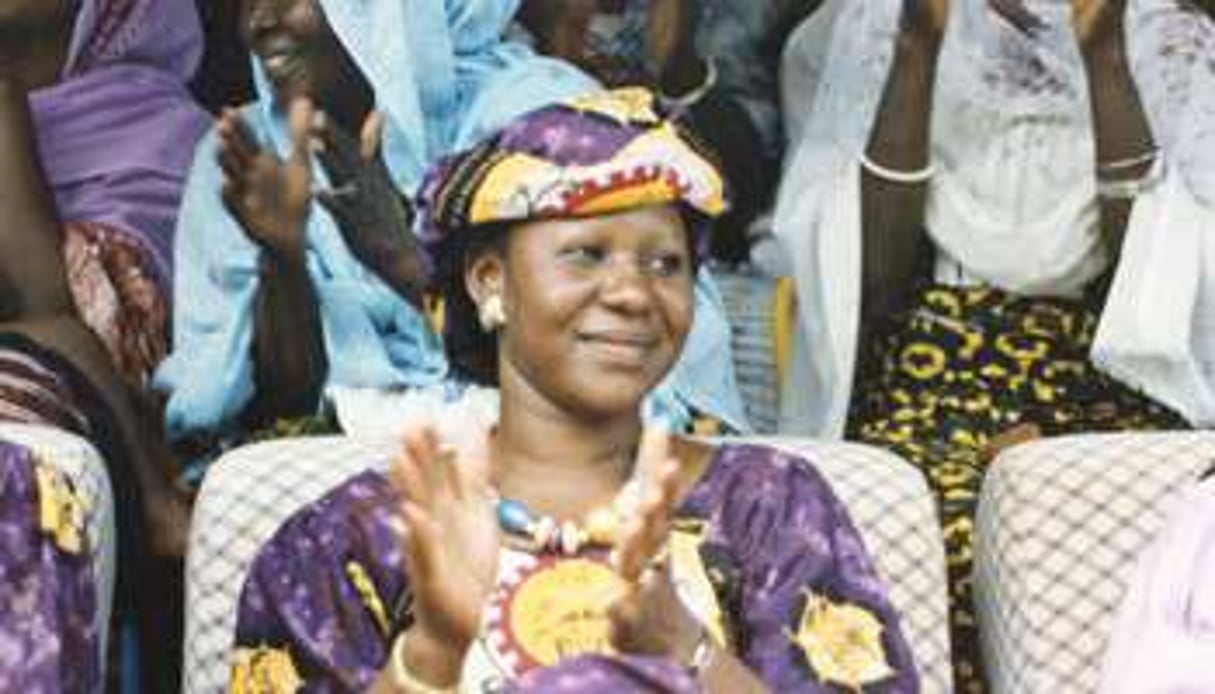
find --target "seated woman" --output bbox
[226,89,919,693]
[1099,466,1215,694]
[775,0,1214,689]
[157,0,750,473]
[0,0,211,688]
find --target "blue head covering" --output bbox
[156,0,596,440]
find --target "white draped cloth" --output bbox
[773,0,1215,437]
[1099,474,1215,693]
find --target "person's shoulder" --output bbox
[682,441,853,562]
[705,440,830,482]
[263,469,398,550]
[684,439,837,506]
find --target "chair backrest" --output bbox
[975,431,1215,694]
[182,436,387,693]
[762,439,953,693]
[0,423,116,668]
[182,436,953,693]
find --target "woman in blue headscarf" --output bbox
[158,0,749,470]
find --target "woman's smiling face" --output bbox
[240,0,355,110]
[472,204,695,420]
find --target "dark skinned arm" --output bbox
[216,104,329,427]
[1076,0,1158,262]
[858,10,944,342]
[246,247,328,427]
[652,0,782,264]
[2,314,190,555]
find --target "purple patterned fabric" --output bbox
[414,88,727,267]
[27,0,212,286]
[233,443,919,692]
[0,441,97,694]
[506,654,700,693]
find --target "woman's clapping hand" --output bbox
[218,99,313,260]
[609,428,706,663]
[388,426,499,683]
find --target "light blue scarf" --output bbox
[158,0,749,439]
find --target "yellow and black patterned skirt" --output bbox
[846,285,1187,694]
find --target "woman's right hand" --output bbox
[388,426,499,684]
[218,99,313,261]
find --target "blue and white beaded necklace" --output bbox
[492,477,642,556]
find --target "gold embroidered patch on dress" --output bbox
[568,87,661,124]
[34,462,87,555]
[230,646,303,693]
[507,558,625,665]
[485,554,627,673]
[345,561,391,637]
[669,520,731,648]
[788,590,895,689]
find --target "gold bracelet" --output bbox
[389,631,456,694]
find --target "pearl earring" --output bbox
[478,294,505,332]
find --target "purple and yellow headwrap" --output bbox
[415,87,729,262]
[415,87,729,385]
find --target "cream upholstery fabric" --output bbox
[0,423,116,668]
[975,431,1215,694]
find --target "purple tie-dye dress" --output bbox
[231,444,920,692]
[0,442,98,693]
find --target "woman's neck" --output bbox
[492,375,643,518]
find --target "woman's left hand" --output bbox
[608,429,704,661]
[1072,0,1128,57]
[312,110,421,289]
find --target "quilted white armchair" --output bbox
[975,431,1215,694]
[0,423,117,673]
